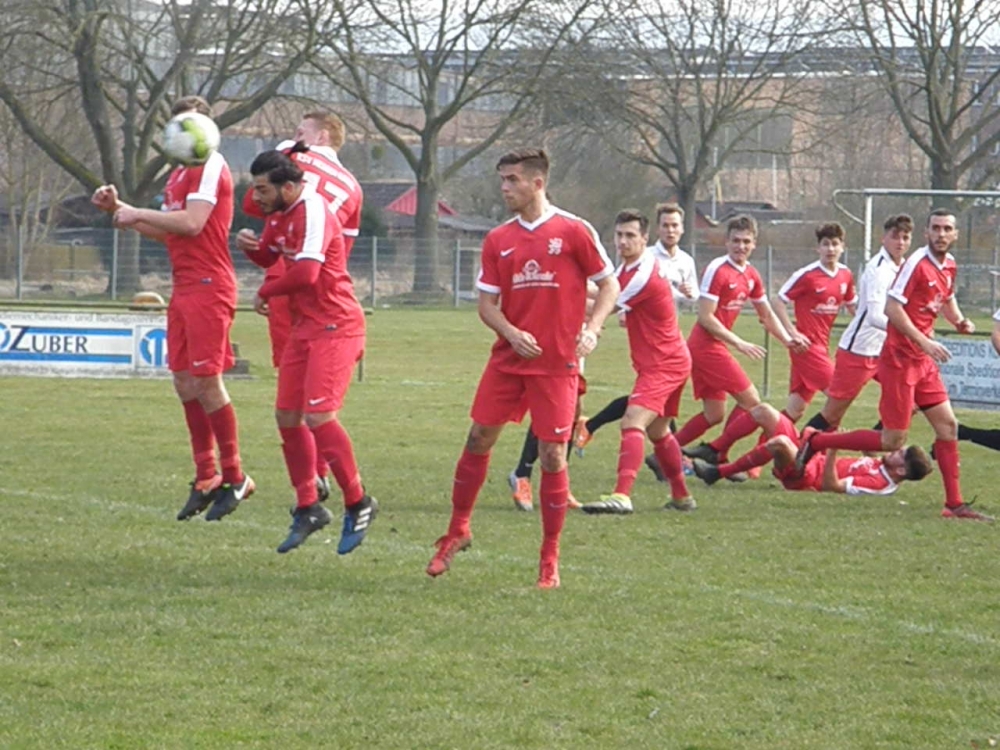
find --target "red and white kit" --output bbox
[776,453,898,495]
[617,250,691,417]
[778,261,856,397]
[472,207,614,442]
[256,190,366,414]
[687,256,766,400]
[162,151,237,376]
[244,142,363,365]
[878,245,956,430]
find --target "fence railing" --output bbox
[2,225,1000,312]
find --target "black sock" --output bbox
[514,428,539,479]
[804,412,831,432]
[957,423,1000,451]
[586,395,629,434]
[872,420,883,431]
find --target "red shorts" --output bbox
[877,355,948,431]
[267,295,292,368]
[629,367,689,418]
[689,345,751,401]
[275,334,364,413]
[788,346,834,400]
[167,291,236,376]
[775,453,825,492]
[470,361,578,443]
[826,348,880,401]
[578,373,588,397]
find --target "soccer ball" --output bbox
[162,111,221,165]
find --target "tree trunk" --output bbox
[930,160,960,212]
[413,147,441,294]
[677,184,700,261]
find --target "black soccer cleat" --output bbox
[338,495,378,555]
[691,458,722,486]
[681,442,720,464]
[277,502,335,553]
[205,473,255,521]
[644,453,667,482]
[177,475,223,521]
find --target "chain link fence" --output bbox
[2,203,999,312]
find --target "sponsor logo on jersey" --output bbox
[512,259,557,289]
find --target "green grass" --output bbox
[2,309,999,749]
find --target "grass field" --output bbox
[2,307,999,749]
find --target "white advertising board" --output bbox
[938,334,1000,411]
[0,310,170,378]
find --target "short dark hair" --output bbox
[903,445,933,482]
[615,208,649,235]
[250,149,304,185]
[815,222,845,242]
[655,202,684,223]
[883,214,913,234]
[171,95,211,117]
[303,111,346,150]
[726,214,758,238]
[496,148,549,176]
[927,207,957,226]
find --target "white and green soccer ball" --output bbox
[162,111,221,165]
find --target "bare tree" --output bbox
[0,0,332,293]
[311,0,598,293]
[849,0,1000,201]
[565,0,821,237]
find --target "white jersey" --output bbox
[649,241,697,305]
[837,247,903,357]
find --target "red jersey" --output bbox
[243,141,363,279]
[883,245,956,364]
[805,454,897,495]
[688,255,766,352]
[778,261,856,350]
[476,206,614,376]
[162,151,236,295]
[258,190,365,341]
[617,250,690,374]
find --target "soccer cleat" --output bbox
[941,502,994,523]
[566,491,582,510]
[177,475,223,521]
[316,475,331,504]
[337,495,378,554]
[794,427,819,473]
[726,471,749,483]
[644,453,667,482]
[508,471,533,512]
[426,533,473,577]
[681,442,721,464]
[277,502,334,553]
[573,416,593,456]
[692,458,722,486]
[537,558,561,589]
[664,496,697,511]
[582,493,634,515]
[205,473,255,521]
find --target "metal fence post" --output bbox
[16,223,24,300]
[454,239,461,308]
[762,244,773,399]
[111,228,119,302]
[370,236,378,308]
[993,243,998,313]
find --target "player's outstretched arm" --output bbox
[114,199,213,238]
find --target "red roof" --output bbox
[384,187,457,217]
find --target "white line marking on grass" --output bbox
[400,380,446,387]
[702,584,998,647]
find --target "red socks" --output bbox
[182,399,217,482]
[206,402,243,484]
[614,428,646,496]
[675,412,713,448]
[720,444,774,478]
[933,438,964,509]
[709,407,758,457]
[311,419,364,507]
[652,432,689,500]
[280,426,319,508]
[540,467,569,562]
[811,429,883,454]
[448,448,491,537]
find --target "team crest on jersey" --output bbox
[513,259,557,289]
[840,282,847,295]
[548,238,563,255]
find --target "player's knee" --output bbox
[882,431,906,451]
[538,446,567,473]
[466,424,498,454]
[303,411,336,429]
